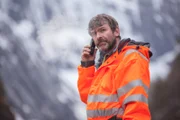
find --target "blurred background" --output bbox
[0,0,180,120]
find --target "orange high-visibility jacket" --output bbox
[77,42,152,120]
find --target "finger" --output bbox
[84,45,91,50]
[82,51,90,56]
[83,48,91,52]
[84,45,91,48]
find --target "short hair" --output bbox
[88,14,119,35]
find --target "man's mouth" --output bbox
[98,41,106,47]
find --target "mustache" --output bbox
[97,38,107,46]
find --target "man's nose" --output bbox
[96,32,102,40]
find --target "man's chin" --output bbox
[98,47,108,52]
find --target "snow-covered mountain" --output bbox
[0,0,179,120]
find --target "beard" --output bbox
[97,37,116,53]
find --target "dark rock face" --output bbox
[0,75,15,120]
[149,53,180,120]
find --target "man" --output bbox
[77,14,152,120]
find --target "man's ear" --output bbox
[114,27,120,37]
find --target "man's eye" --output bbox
[100,29,105,32]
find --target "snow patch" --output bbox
[22,104,31,114]
[15,113,24,120]
[152,0,164,11]
[150,50,177,81]
[38,26,89,61]
[13,20,34,39]
[58,69,78,92]
[0,35,10,50]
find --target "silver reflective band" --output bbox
[117,107,124,115]
[124,49,148,61]
[88,94,118,102]
[117,79,149,98]
[87,108,124,118]
[123,94,148,105]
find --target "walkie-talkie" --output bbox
[90,39,95,56]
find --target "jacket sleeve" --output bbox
[115,51,151,120]
[77,65,95,104]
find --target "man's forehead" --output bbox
[90,24,109,32]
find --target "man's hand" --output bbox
[81,45,97,62]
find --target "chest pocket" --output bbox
[99,65,117,94]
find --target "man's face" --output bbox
[90,24,119,52]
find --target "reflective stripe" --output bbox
[87,108,124,118]
[117,107,124,115]
[117,79,148,98]
[86,95,147,118]
[88,94,118,102]
[124,49,148,61]
[123,94,148,105]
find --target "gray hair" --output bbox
[88,14,119,35]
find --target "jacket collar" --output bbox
[96,38,152,68]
